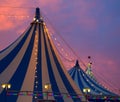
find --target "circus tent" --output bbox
[68,60,118,101]
[0,8,86,102]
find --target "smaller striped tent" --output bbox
[0,8,86,102]
[68,60,118,101]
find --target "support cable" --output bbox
[41,12,87,68]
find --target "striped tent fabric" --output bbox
[68,60,117,100]
[0,8,86,102]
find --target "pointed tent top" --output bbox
[33,7,43,22]
[35,8,40,19]
[75,60,80,67]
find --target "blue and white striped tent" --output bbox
[0,8,86,102]
[68,60,117,98]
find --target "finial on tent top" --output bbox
[35,8,40,19]
[87,62,92,68]
[88,56,91,59]
[33,7,43,22]
[87,56,92,68]
[75,60,80,67]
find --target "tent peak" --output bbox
[75,60,80,67]
[33,7,43,22]
[35,8,40,19]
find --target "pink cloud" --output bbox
[89,54,120,94]
[0,16,14,30]
[39,0,61,7]
[38,0,62,12]
[0,0,36,30]
[78,17,97,30]
[74,2,98,30]
[0,0,63,31]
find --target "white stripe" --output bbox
[78,70,88,88]
[46,29,86,101]
[83,71,109,94]
[44,28,73,102]
[17,25,38,102]
[0,25,35,94]
[74,70,79,87]
[70,68,76,78]
[0,26,30,60]
[41,25,51,99]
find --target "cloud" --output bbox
[78,17,97,30]
[0,0,64,31]
[0,1,30,30]
[0,16,14,30]
[38,0,63,12]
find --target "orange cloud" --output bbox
[0,0,32,31]
[0,0,63,31]
[0,16,14,30]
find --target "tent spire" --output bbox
[75,60,80,67]
[35,7,40,19]
[33,7,43,22]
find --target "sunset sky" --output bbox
[0,0,120,94]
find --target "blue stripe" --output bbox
[70,67,116,96]
[80,70,101,94]
[69,68,76,80]
[0,89,6,102]
[1,25,36,102]
[33,24,43,101]
[68,68,75,75]
[47,37,81,102]
[73,70,79,86]
[43,27,64,102]
[68,68,75,74]
[81,70,108,94]
[77,70,84,91]
[0,26,33,73]
[81,70,115,95]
